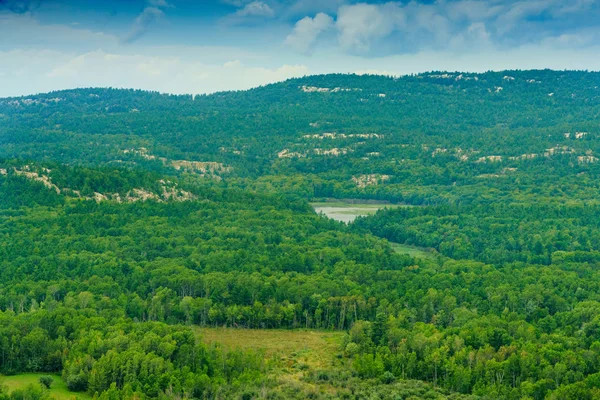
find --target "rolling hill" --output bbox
[2,71,600,399]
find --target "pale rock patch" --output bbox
[300,86,362,93]
[509,153,538,160]
[544,146,575,157]
[475,155,503,163]
[13,168,61,193]
[578,156,598,164]
[352,174,390,188]
[277,149,306,158]
[314,148,349,156]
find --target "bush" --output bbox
[317,371,330,381]
[240,391,256,400]
[295,363,309,371]
[345,342,360,357]
[10,384,48,400]
[354,354,384,379]
[39,376,54,389]
[66,373,88,392]
[380,371,396,384]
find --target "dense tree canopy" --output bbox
[2,70,600,398]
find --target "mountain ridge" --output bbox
[1,68,596,100]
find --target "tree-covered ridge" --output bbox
[2,70,600,202]
[354,203,600,264]
[0,160,201,207]
[3,70,600,398]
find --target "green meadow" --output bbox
[0,374,91,400]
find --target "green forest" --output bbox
[1,70,600,399]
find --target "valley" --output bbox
[1,70,600,399]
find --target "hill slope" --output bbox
[3,71,600,399]
[2,70,600,203]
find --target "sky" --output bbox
[1,0,600,97]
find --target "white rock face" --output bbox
[300,86,361,93]
[475,156,503,163]
[578,156,598,164]
[352,174,390,188]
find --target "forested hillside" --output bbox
[2,70,600,203]
[2,70,600,399]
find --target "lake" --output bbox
[311,201,401,223]
[311,201,436,259]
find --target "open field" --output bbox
[390,242,438,259]
[195,327,347,392]
[311,201,407,223]
[196,327,344,370]
[0,374,91,400]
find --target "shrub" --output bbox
[39,376,54,389]
[380,371,396,384]
[66,373,88,392]
[317,371,330,381]
[345,342,360,357]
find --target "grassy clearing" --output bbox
[0,374,91,400]
[390,243,437,259]
[196,327,347,393]
[196,327,344,370]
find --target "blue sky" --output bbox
[1,0,600,96]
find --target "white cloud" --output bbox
[123,7,164,43]
[540,31,599,48]
[234,1,275,18]
[147,0,173,7]
[122,0,173,44]
[0,14,119,50]
[3,0,600,98]
[448,22,492,50]
[224,60,243,68]
[4,39,600,99]
[550,0,598,17]
[284,0,345,18]
[284,0,600,56]
[285,13,334,54]
[0,49,308,96]
[444,1,504,23]
[494,0,550,36]
[336,2,405,53]
[221,0,276,26]
[220,0,252,6]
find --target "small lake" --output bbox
[311,202,400,224]
[311,201,436,259]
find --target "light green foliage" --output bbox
[0,374,89,399]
